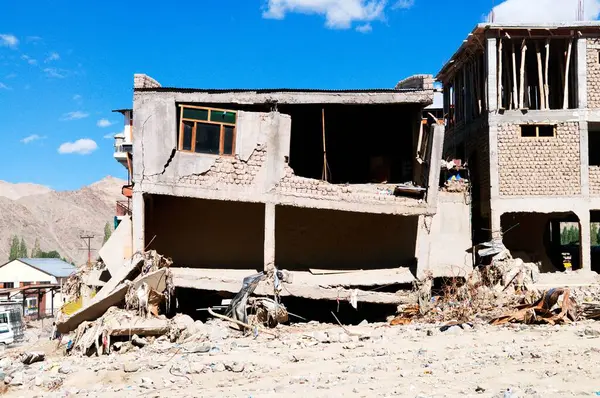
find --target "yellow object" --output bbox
[61,296,83,315]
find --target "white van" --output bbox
[0,323,14,345]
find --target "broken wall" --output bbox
[497,122,581,196]
[275,205,418,270]
[145,195,265,269]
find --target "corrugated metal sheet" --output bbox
[17,258,76,278]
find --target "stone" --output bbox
[21,352,45,365]
[9,372,23,386]
[211,362,225,372]
[312,331,329,343]
[132,335,148,347]
[34,375,44,386]
[59,364,73,375]
[186,343,211,354]
[226,362,245,373]
[338,333,351,343]
[0,358,11,368]
[584,327,600,337]
[123,362,141,373]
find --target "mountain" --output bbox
[0,180,52,200]
[0,177,126,265]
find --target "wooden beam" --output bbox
[544,38,550,109]
[563,38,573,109]
[511,41,519,109]
[498,38,503,109]
[535,42,546,110]
[519,39,528,109]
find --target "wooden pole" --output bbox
[544,38,550,109]
[535,42,546,110]
[498,38,503,109]
[511,41,519,109]
[321,108,328,181]
[519,39,527,109]
[563,38,573,109]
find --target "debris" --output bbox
[582,302,600,320]
[254,298,288,327]
[21,352,45,365]
[123,362,141,373]
[490,288,578,325]
[227,272,266,327]
[132,334,148,347]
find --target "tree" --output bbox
[103,222,112,244]
[18,238,28,258]
[592,224,600,247]
[8,235,19,261]
[39,250,61,259]
[31,238,41,258]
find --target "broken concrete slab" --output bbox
[171,268,412,305]
[99,216,133,277]
[94,251,145,303]
[109,318,169,337]
[57,268,167,334]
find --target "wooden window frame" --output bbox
[520,124,556,138]
[178,105,237,156]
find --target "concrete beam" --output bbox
[487,38,498,112]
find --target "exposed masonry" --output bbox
[590,166,600,195]
[587,38,600,109]
[466,127,491,215]
[497,122,581,196]
[273,165,422,205]
[178,145,266,187]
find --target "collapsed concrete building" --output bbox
[438,22,600,273]
[107,73,474,307]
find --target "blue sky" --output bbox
[0,0,597,190]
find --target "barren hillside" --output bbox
[0,176,126,265]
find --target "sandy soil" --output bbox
[1,318,600,398]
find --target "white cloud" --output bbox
[263,0,389,29]
[392,0,414,9]
[44,68,66,78]
[21,55,37,65]
[491,0,600,22]
[5,73,17,79]
[96,119,113,128]
[58,138,98,155]
[0,82,9,90]
[356,23,373,32]
[61,111,89,121]
[20,134,46,144]
[45,52,60,63]
[104,132,117,139]
[73,94,82,101]
[0,34,18,49]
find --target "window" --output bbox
[520,124,556,138]
[0,313,7,324]
[178,105,237,156]
[1,282,14,289]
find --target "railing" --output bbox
[116,200,132,216]
[114,142,133,154]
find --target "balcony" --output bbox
[113,133,132,169]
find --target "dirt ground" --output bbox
[1,317,600,398]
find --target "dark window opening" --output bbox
[589,123,600,166]
[520,124,555,137]
[178,106,236,156]
[1,282,14,289]
[280,103,420,185]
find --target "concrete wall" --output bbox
[587,38,600,109]
[426,192,473,277]
[0,260,62,313]
[497,122,581,196]
[145,195,265,269]
[275,205,418,270]
[98,216,132,276]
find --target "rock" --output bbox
[440,325,463,335]
[0,358,11,368]
[584,327,600,337]
[188,362,207,374]
[21,352,45,365]
[34,375,44,387]
[312,331,329,343]
[475,386,485,393]
[329,333,340,343]
[186,343,211,354]
[211,362,225,372]
[59,364,72,375]
[123,362,141,373]
[358,320,369,326]
[338,333,351,343]
[140,377,154,389]
[226,362,244,373]
[132,335,148,348]
[9,372,23,386]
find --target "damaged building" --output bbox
[104,72,474,309]
[438,22,600,273]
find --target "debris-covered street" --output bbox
[2,315,600,398]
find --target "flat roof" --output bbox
[437,22,600,81]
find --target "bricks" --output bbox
[179,145,266,188]
[587,39,600,109]
[497,122,581,196]
[590,166,600,195]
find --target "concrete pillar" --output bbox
[577,38,588,109]
[426,124,445,210]
[415,215,432,279]
[132,190,145,253]
[491,209,503,240]
[264,203,276,273]
[487,38,498,112]
[577,210,592,271]
[580,121,590,198]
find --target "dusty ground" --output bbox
[1,317,600,398]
